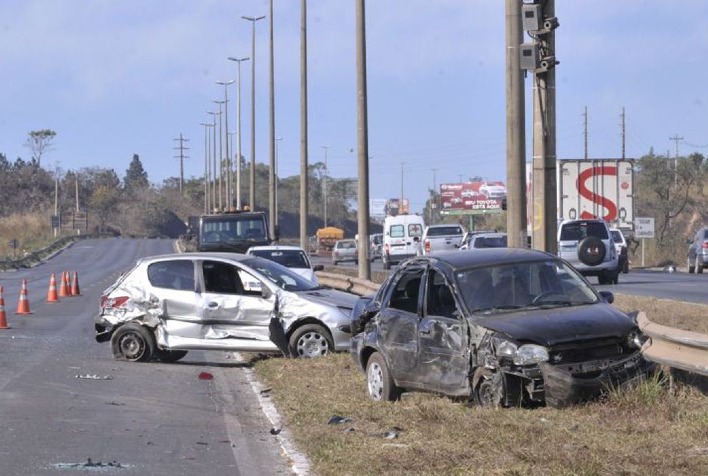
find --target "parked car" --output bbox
[247,245,323,283]
[609,229,630,274]
[370,233,383,261]
[557,219,619,284]
[422,224,465,254]
[95,253,358,361]
[458,230,499,250]
[350,249,655,408]
[459,232,507,250]
[687,227,708,274]
[332,238,358,265]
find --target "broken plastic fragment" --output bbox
[75,374,113,380]
[327,415,352,425]
[270,428,282,435]
[198,371,214,380]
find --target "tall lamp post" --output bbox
[216,80,234,208]
[212,100,225,210]
[200,121,214,213]
[242,14,265,209]
[228,56,250,209]
[207,110,220,211]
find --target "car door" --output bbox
[416,267,469,395]
[198,259,276,341]
[376,265,426,384]
[147,259,202,338]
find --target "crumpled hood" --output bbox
[295,287,358,310]
[477,303,636,347]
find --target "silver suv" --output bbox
[557,219,619,285]
[687,227,708,274]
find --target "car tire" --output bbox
[110,323,156,362]
[577,236,606,266]
[288,323,333,358]
[354,260,359,266]
[332,260,338,266]
[688,257,695,274]
[622,260,629,274]
[154,349,188,363]
[383,255,390,270]
[366,352,400,402]
[698,259,704,274]
[474,372,521,408]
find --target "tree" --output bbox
[24,129,57,166]
[124,154,149,192]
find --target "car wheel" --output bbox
[475,373,504,408]
[288,324,333,358]
[354,260,359,266]
[383,255,390,270]
[698,259,704,274]
[622,260,629,274]
[366,352,400,402]
[577,236,606,266]
[332,260,338,266]
[110,323,156,362]
[154,349,188,363]
[688,257,695,274]
[611,271,619,285]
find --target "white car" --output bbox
[247,245,323,283]
[459,232,507,250]
[478,182,507,199]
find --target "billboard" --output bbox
[440,181,506,215]
[370,199,388,217]
[385,198,410,216]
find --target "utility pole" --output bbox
[505,0,527,249]
[207,110,220,211]
[670,134,683,186]
[430,168,438,225]
[299,0,309,250]
[212,100,225,210]
[242,14,265,209]
[356,0,371,280]
[620,107,626,159]
[583,106,588,160]
[322,145,329,227]
[173,133,190,196]
[400,161,406,213]
[521,0,559,253]
[216,80,234,207]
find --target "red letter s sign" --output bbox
[576,166,617,221]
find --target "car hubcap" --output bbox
[119,334,144,360]
[296,332,329,358]
[367,362,384,400]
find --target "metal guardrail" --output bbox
[316,272,380,297]
[319,269,708,378]
[637,312,708,377]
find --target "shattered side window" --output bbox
[388,268,425,314]
[426,269,458,319]
[147,260,195,291]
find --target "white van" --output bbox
[382,214,425,270]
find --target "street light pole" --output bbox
[242,14,266,209]
[212,100,225,210]
[268,0,277,241]
[200,121,213,213]
[207,110,220,211]
[228,56,250,210]
[216,80,235,208]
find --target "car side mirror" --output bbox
[598,290,614,304]
[313,264,324,272]
[261,286,273,300]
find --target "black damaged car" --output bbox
[350,248,656,408]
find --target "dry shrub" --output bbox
[0,212,53,258]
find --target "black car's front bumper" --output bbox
[539,353,657,408]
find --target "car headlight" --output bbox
[495,338,549,365]
[626,330,647,349]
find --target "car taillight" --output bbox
[425,240,431,253]
[102,295,129,309]
[702,241,708,249]
[385,243,389,253]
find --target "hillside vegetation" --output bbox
[1,149,706,266]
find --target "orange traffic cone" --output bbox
[46,273,60,303]
[58,271,70,297]
[70,271,81,296]
[15,279,32,315]
[0,286,9,329]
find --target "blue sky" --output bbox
[1,1,707,214]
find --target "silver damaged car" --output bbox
[95,253,357,361]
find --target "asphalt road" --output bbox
[0,238,291,476]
